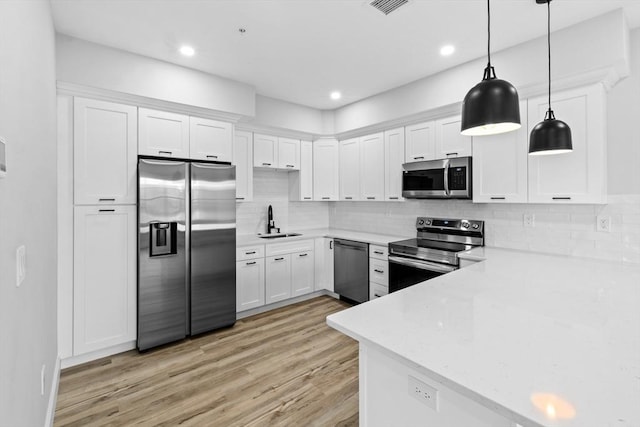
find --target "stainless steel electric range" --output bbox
[388,217,484,292]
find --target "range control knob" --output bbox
[472,223,480,229]
[418,219,425,226]
[462,222,470,229]
[425,219,432,225]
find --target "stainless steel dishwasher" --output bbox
[334,239,369,303]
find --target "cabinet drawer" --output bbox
[266,239,314,257]
[370,282,388,300]
[369,245,388,260]
[369,258,388,286]
[236,245,265,261]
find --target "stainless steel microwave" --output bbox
[402,157,472,199]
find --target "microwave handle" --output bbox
[443,161,451,196]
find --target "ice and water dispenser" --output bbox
[149,222,177,257]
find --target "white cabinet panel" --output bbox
[313,138,340,201]
[254,133,278,168]
[370,282,388,300]
[236,258,265,312]
[289,140,313,201]
[236,244,264,261]
[233,130,253,202]
[405,121,436,162]
[384,127,405,201]
[73,205,136,355]
[314,237,334,292]
[435,115,472,159]
[74,98,137,205]
[266,254,292,303]
[291,251,314,297]
[339,138,361,200]
[359,133,385,201]
[138,108,189,158]
[527,84,606,204]
[277,137,300,170]
[473,101,528,203]
[189,117,233,162]
[369,258,388,286]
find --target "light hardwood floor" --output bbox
[55,296,358,427]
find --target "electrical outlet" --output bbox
[40,365,45,396]
[16,245,26,287]
[524,213,535,228]
[596,215,611,233]
[408,375,439,411]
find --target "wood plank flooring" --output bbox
[55,296,358,427]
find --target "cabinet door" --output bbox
[527,84,606,204]
[266,255,292,303]
[73,205,136,355]
[236,258,265,312]
[138,108,189,158]
[254,133,278,168]
[277,137,300,170]
[190,117,233,162]
[360,133,385,201]
[405,121,436,162]
[324,238,335,292]
[291,251,314,297]
[74,98,137,205]
[289,140,313,201]
[313,138,340,201]
[384,127,405,201]
[473,101,528,203]
[435,115,472,158]
[339,138,361,200]
[233,130,253,202]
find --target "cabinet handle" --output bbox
[490,197,506,200]
[275,257,285,261]
[366,197,375,200]
[98,209,115,212]
[206,155,218,159]
[388,197,399,200]
[246,261,256,266]
[374,269,384,274]
[98,198,115,202]
[329,241,333,249]
[236,197,245,200]
[552,197,571,200]
[345,196,353,200]
[286,164,294,168]
[374,251,384,255]
[322,197,330,200]
[262,162,272,166]
[446,152,458,157]
[159,150,172,155]
[298,253,308,257]
[245,251,256,255]
[303,197,312,200]
[374,293,383,298]
[413,156,424,160]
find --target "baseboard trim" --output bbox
[61,341,137,369]
[44,356,61,427]
[237,290,339,319]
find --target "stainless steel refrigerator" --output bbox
[137,157,236,351]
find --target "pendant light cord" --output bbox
[546,0,554,120]
[487,0,491,67]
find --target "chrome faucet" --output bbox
[267,205,280,234]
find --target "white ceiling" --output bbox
[50,0,640,110]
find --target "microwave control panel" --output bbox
[448,166,467,190]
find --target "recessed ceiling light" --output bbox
[179,45,195,57]
[330,91,342,100]
[440,45,455,56]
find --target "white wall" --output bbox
[248,95,329,136]
[0,1,58,424]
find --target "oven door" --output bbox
[388,255,457,293]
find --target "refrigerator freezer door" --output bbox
[138,158,188,351]
[190,162,237,335]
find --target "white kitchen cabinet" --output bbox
[369,244,389,300]
[189,117,233,162]
[73,98,137,205]
[359,132,385,201]
[233,130,253,202]
[289,140,313,201]
[435,115,472,159]
[253,133,278,168]
[314,237,334,292]
[384,127,405,201]
[73,205,136,356]
[313,138,340,201]
[236,257,265,312]
[266,254,292,303]
[405,120,436,162]
[138,108,189,158]
[339,137,361,200]
[527,84,607,204]
[277,137,300,170]
[291,251,314,297]
[473,101,529,203]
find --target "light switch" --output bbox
[16,245,25,287]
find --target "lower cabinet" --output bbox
[73,205,136,356]
[369,244,389,299]
[266,255,292,303]
[291,251,314,296]
[236,257,265,311]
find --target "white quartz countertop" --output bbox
[327,247,640,427]
[236,228,407,247]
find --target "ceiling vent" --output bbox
[370,0,409,15]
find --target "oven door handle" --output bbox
[388,255,457,273]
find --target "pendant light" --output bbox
[461,0,521,136]
[529,0,572,155]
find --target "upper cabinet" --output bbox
[138,108,189,158]
[339,138,361,201]
[74,97,137,205]
[289,140,313,201]
[435,115,472,159]
[405,121,436,162]
[233,130,253,202]
[527,84,606,204]
[473,101,529,203]
[277,137,300,170]
[313,138,339,201]
[384,127,405,201]
[253,133,278,168]
[359,133,385,201]
[189,117,233,162]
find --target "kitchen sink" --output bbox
[258,233,302,239]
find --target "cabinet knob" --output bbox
[299,253,308,257]
[159,150,172,155]
[446,152,458,157]
[374,269,384,274]
[262,162,271,166]
[275,257,285,261]
[413,156,424,160]
[286,164,294,168]
[246,261,256,266]
[374,251,383,255]
[246,251,256,255]
[206,155,218,159]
